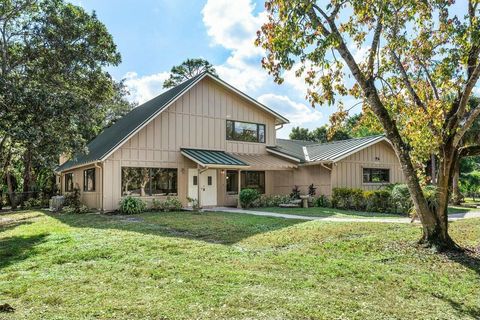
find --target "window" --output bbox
[226,120,266,143]
[363,168,390,183]
[193,175,198,186]
[207,176,212,186]
[241,171,265,194]
[226,170,239,194]
[65,173,74,192]
[122,167,177,196]
[83,168,96,192]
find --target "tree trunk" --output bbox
[421,151,459,250]
[6,171,16,210]
[22,148,32,202]
[451,161,461,205]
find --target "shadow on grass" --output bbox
[45,211,302,245]
[0,213,42,234]
[444,248,480,276]
[0,234,48,270]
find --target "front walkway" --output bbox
[206,207,480,223]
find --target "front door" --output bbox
[188,169,217,206]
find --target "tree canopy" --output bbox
[256,0,480,249]
[0,0,133,206]
[163,58,217,88]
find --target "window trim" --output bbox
[65,173,74,192]
[362,167,390,184]
[226,120,266,143]
[83,168,96,192]
[241,170,266,194]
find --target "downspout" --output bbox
[94,162,103,212]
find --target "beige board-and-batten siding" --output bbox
[101,76,279,211]
[331,140,405,190]
[272,165,331,196]
[60,164,103,210]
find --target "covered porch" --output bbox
[180,148,297,208]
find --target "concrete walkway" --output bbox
[206,207,480,224]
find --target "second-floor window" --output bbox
[226,120,265,143]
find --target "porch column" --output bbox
[197,164,202,209]
[237,169,242,208]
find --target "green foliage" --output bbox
[290,185,301,199]
[252,194,291,208]
[186,197,200,211]
[313,195,331,208]
[364,190,391,213]
[22,198,43,210]
[119,196,146,215]
[332,188,365,211]
[308,184,317,197]
[391,184,413,214]
[423,185,439,213]
[163,58,217,88]
[62,204,89,214]
[63,188,83,213]
[151,197,183,212]
[239,189,260,208]
[289,125,353,143]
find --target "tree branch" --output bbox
[368,19,382,77]
[459,145,480,157]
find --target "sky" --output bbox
[71,0,479,139]
[70,0,335,138]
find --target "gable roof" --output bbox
[266,135,388,163]
[56,72,289,172]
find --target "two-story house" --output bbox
[56,72,405,211]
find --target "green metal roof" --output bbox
[181,148,248,167]
[267,135,386,163]
[56,71,288,172]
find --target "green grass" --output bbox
[255,206,479,218]
[251,206,405,218]
[1,210,479,319]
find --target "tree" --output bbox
[163,58,217,88]
[256,1,480,249]
[289,127,312,141]
[0,0,128,203]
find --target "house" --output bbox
[55,72,405,211]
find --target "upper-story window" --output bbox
[226,120,265,143]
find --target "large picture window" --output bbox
[122,167,177,196]
[241,171,265,194]
[65,173,74,192]
[83,168,96,192]
[226,120,265,143]
[363,168,390,183]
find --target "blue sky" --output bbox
[71,0,333,138]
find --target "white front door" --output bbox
[188,169,217,206]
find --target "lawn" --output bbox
[1,210,479,319]
[251,206,404,219]
[253,206,479,218]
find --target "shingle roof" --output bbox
[56,71,288,172]
[181,148,249,167]
[267,135,387,163]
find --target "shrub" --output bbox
[391,184,412,214]
[22,197,42,209]
[313,194,331,208]
[290,185,301,199]
[63,204,89,214]
[63,188,86,214]
[152,197,183,212]
[187,197,200,211]
[239,188,260,208]
[308,184,317,197]
[253,194,291,207]
[364,190,392,213]
[332,188,365,210]
[119,196,146,214]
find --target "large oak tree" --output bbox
[256,0,480,250]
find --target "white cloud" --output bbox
[123,71,170,104]
[202,0,268,92]
[257,93,324,138]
